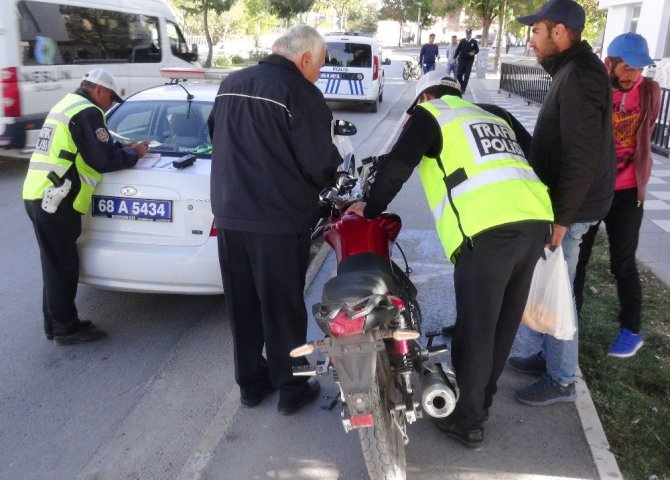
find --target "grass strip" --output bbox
[579,235,670,479]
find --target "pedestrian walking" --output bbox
[454,28,479,93]
[22,68,149,345]
[508,0,615,406]
[419,33,439,73]
[207,25,343,414]
[446,35,459,77]
[573,33,661,358]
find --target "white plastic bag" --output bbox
[522,246,577,341]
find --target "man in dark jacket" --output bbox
[508,0,615,406]
[208,25,343,415]
[454,28,479,93]
[419,33,439,73]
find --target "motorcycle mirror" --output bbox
[333,120,357,136]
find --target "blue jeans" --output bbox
[423,62,436,73]
[541,221,597,384]
[447,62,457,77]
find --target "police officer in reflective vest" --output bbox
[22,68,149,346]
[347,71,553,450]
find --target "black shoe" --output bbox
[240,378,277,407]
[46,320,92,340]
[277,379,321,415]
[434,416,484,451]
[507,352,547,376]
[441,324,456,337]
[54,325,107,346]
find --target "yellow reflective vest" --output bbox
[417,96,554,263]
[22,93,104,214]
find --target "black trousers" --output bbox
[216,229,311,401]
[451,221,548,428]
[456,59,475,93]
[574,188,643,332]
[24,199,81,337]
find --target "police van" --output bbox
[317,33,390,113]
[0,0,199,150]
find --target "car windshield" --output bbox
[107,100,213,156]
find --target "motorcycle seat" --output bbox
[323,253,406,304]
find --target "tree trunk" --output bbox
[204,8,212,68]
[493,0,507,74]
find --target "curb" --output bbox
[575,367,624,479]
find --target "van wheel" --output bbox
[367,97,379,113]
[379,90,384,103]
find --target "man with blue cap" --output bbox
[507,0,615,407]
[574,33,661,358]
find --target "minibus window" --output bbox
[18,1,162,65]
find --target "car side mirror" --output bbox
[383,58,391,65]
[333,120,357,136]
[192,44,199,56]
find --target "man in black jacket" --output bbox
[208,25,343,415]
[508,0,615,406]
[454,28,479,93]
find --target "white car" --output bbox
[316,33,390,113]
[78,68,356,295]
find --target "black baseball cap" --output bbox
[517,0,586,33]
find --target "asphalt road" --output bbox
[0,57,421,480]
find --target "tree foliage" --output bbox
[268,0,315,25]
[172,0,237,67]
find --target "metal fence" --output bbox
[652,86,670,157]
[498,63,551,105]
[499,62,670,157]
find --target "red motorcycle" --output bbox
[292,156,459,480]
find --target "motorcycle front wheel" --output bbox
[357,351,406,480]
[402,67,410,81]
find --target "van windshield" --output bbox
[325,43,372,68]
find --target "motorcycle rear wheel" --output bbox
[357,352,406,480]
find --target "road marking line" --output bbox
[175,384,241,480]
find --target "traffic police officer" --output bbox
[348,71,553,450]
[23,68,149,345]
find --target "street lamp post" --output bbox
[416,2,421,46]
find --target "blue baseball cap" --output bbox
[607,33,655,68]
[517,0,585,33]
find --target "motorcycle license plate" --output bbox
[92,195,172,222]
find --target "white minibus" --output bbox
[0,0,198,150]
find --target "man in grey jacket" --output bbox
[507,0,615,406]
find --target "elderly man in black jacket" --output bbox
[208,25,343,415]
[507,0,615,406]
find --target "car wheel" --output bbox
[367,96,379,113]
[379,90,384,103]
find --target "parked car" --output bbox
[316,32,391,113]
[78,68,356,295]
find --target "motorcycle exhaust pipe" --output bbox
[421,363,459,419]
